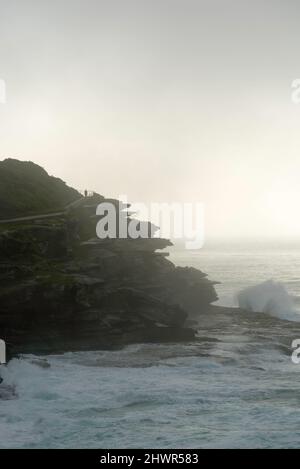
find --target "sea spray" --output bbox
[237,279,299,320]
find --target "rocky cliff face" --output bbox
[0,161,218,357]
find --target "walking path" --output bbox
[0,196,87,225]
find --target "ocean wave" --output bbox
[237,279,300,321]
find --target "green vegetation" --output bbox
[0,158,80,218]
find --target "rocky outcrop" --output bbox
[0,220,217,356]
[0,161,218,357]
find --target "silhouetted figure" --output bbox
[84,190,88,197]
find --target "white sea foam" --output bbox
[0,341,299,449]
[1,245,300,448]
[237,279,300,321]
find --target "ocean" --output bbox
[1,241,300,449]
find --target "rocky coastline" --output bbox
[0,159,218,359]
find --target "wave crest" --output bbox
[237,280,299,321]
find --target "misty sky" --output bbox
[1,0,300,239]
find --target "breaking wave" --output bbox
[237,279,300,321]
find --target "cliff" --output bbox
[0,158,80,218]
[0,160,218,357]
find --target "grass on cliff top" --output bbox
[0,158,81,218]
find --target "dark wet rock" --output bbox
[0,160,219,357]
[30,358,51,369]
[0,383,18,400]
